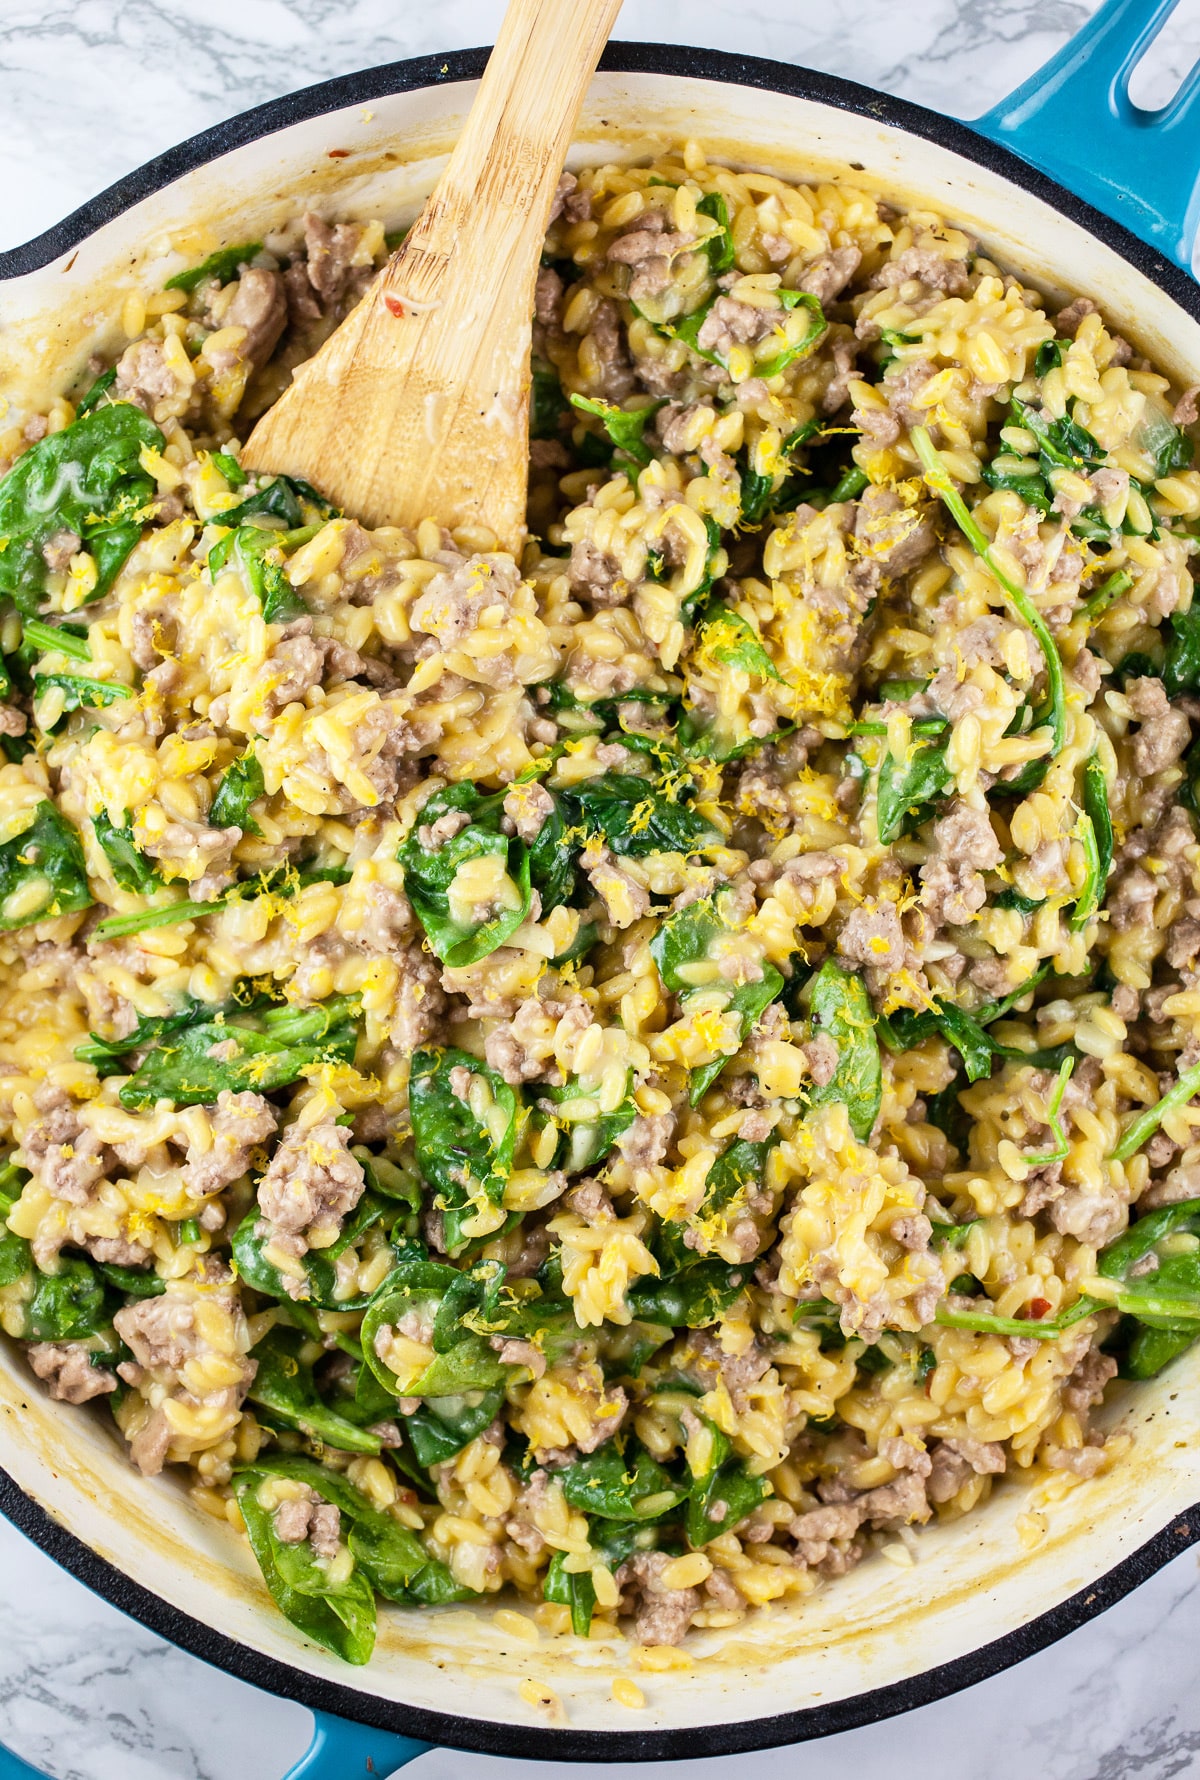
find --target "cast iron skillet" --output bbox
[1,2,1199,1774]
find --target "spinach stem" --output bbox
[910,424,1066,765]
[22,619,91,662]
[1112,1059,1200,1161]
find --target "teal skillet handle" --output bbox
[0,1711,431,1779]
[280,1711,431,1779]
[0,1743,54,1780]
[969,0,1200,273]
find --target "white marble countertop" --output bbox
[2,0,1200,1775]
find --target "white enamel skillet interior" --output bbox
[0,40,1198,1770]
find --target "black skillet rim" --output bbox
[1,36,1199,1765]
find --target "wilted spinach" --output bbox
[207,523,307,625]
[233,1190,387,1311]
[658,1136,773,1267]
[165,242,263,293]
[0,404,165,613]
[564,770,720,858]
[651,892,785,1104]
[696,190,735,274]
[568,394,666,468]
[233,1466,378,1664]
[1070,755,1113,931]
[625,1257,752,1327]
[530,1074,638,1176]
[33,672,131,716]
[0,802,93,931]
[805,960,881,1140]
[248,1325,387,1453]
[559,1440,688,1522]
[398,784,532,968]
[912,426,1067,799]
[874,734,952,844]
[404,1387,508,1470]
[92,810,162,895]
[209,746,265,834]
[408,1047,519,1258]
[118,994,359,1108]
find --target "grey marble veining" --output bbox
[1,0,1200,1775]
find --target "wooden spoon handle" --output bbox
[395,0,624,310]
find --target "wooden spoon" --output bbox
[241,0,624,554]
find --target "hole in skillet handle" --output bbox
[281,1713,432,1779]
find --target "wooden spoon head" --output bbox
[242,0,625,555]
[241,236,533,553]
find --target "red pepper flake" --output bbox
[384,293,406,318]
[1018,1297,1053,1321]
[327,148,351,159]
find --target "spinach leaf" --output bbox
[1137,406,1195,478]
[1097,1197,1200,1331]
[934,1294,1099,1339]
[118,995,359,1109]
[0,803,93,931]
[625,1257,752,1327]
[558,1441,688,1522]
[1034,339,1065,377]
[210,747,265,835]
[20,618,92,663]
[686,1457,769,1545]
[165,242,263,293]
[1070,755,1112,930]
[240,1453,474,1620]
[75,367,117,416]
[0,404,164,613]
[806,960,881,1139]
[697,191,735,274]
[564,771,720,858]
[926,1074,971,1156]
[980,454,1053,513]
[32,672,131,715]
[92,810,162,894]
[1126,1323,1198,1379]
[912,425,1067,797]
[404,1387,508,1469]
[27,1256,109,1341]
[408,1048,519,1258]
[1112,1060,1200,1162]
[207,524,307,625]
[678,515,726,628]
[75,994,216,1073]
[649,892,785,1104]
[1082,567,1134,620]
[531,364,568,439]
[697,604,782,681]
[360,1259,571,1398]
[544,1520,640,1635]
[248,1325,386,1453]
[97,1260,165,1299]
[233,1468,378,1664]
[755,290,828,380]
[215,474,335,529]
[397,784,532,968]
[1162,605,1200,698]
[568,394,666,467]
[659,1137,772,1266]
[211,450,247,488]
[875,735,952,843]
[531,1075,638,1175]
[232,1191,387,1311]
